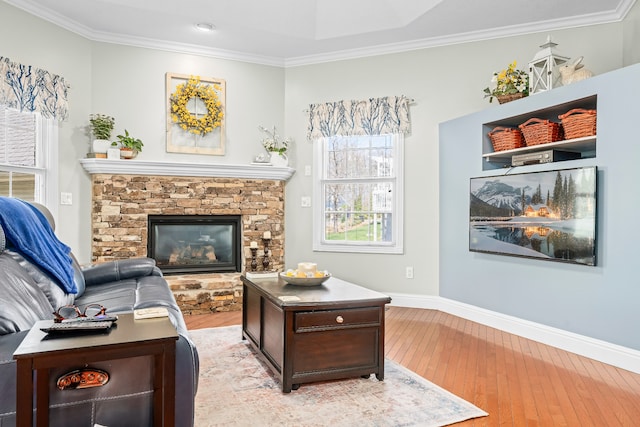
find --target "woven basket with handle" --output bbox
[558,108,597,139]
[488,126,525,152]
[496,93,525,104]
[519,118,563,146]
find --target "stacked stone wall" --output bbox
[90,174,285,313]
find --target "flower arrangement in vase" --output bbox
[483,61,529,104]
[259,125,291,166]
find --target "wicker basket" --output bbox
[559,108,597,139]
[488,126,525,152]
[519,118,563,146]
[496,93,525,104]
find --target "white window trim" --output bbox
[42,116,59,221]
[0,109,58,220]
[312,134,404,254]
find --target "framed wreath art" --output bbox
[166,73,226,155]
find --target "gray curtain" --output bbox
[307,95,411,140]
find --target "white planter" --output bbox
[92,139,112,153]
[269,153,288,167]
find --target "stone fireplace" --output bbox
[147,214,242,275]
[80,159,294,314]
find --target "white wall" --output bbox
[283,24,624,297]
[1,0,637,305]
[0,2,93,257]
[1,2,285,264]
[624,0,640,64]
[90,43,285,166]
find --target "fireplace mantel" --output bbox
[80,158,295,181]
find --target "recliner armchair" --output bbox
[0,199,199,426]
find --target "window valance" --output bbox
[307,95,411,140]
[0,57,69,121]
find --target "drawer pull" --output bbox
[336,315,344,324]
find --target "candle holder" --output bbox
[250,247,258,272]
[262,238,271,271]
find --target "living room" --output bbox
[1,0,640,422]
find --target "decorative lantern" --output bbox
[528,36,569,94]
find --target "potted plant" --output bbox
[259,125,291,167]
[89,114,115,155]
[483,61,529,104]
[115,129,143,159]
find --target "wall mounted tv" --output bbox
[469,166,597,266]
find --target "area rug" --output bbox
[189,325,487,427]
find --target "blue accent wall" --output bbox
[439,64,640,351]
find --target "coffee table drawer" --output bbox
[295,307,380,332]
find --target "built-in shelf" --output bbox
[482,135,596,163]
[79,158,295,181]
[482,95,597,170]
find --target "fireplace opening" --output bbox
[147,215,242,275]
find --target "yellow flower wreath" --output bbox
[170,76,223,135]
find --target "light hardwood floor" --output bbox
[185,306,640,426]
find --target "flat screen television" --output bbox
[469,166,597,266]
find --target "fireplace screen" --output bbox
[147,215,241,274]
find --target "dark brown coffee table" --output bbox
[241,275,391,392]
[13,313,178,427]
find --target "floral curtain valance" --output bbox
[307,95,411,140]
[0,57,69,121]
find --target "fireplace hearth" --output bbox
[148,215,241,275]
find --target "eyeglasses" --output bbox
[53,304,107,323]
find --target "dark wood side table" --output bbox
[241,275,391,392]
[13,313,178,427]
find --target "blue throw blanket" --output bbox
[0,197,76,294]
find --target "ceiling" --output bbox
[4,0,636,66]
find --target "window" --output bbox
[313,133,404,254]
[0,107,58,213]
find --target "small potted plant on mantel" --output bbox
[89,114,115,157]
[114,129,143,159]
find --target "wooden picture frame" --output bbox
[166,72,226,155]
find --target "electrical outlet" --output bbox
[60,192,73,205]
[405,266,414,279]
[304,165,312,176]
[301,196,311,207]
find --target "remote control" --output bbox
[41,321,113,334]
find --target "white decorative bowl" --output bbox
[279,273,331,286]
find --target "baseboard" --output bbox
[387,293,640,375]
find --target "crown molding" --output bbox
[286,3,636,67]
[4,0,285,67]
[6,0,637,68]
[89,31,286,67]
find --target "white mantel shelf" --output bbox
[79,158,295,181]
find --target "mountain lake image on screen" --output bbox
[469,166,597,266]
